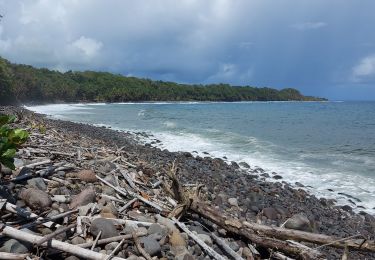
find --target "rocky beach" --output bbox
[0,105,374,260]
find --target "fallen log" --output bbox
[242,221,375,253]
[190,200,323,259]
[1,225,126,260]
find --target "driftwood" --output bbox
[2,201,62,228]
[96,175,164,212]
[190,200,323,259]
[77,232,147,248]
[0,252,29,260]
[1,226,126,260]
[171,217,226,260]
[211,232,245,260]
[242,221,375,253]
[36,223,76,246]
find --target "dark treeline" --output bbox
[0,57,326,104]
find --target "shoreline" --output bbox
[25,103,374,214]
[2,105,375,259]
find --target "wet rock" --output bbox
[284,213,312,232]
[76,169,97,182]
[139,236,161,256]
[239,162,250,168]
[262,207,278,220]
[0,239,30,254]
[273,175,283,180]
[90,218,119,239]
[228,198,238,207]
[27,178,47,190]
[19,188,52,209]
[341,205,352,212]
[69,187,96,209]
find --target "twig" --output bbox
[77,232,147,248]
[132,231,152,260]
[105,238,126,260]
[96,175,164,212]
[119,198,137,213]
[211,233,244,260]
[91,230,102,250]
[314,234,363,250]
[171,217,226,260]
[36,223,76,246]
[1,225,125,260]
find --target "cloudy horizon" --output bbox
[1,0,375,100]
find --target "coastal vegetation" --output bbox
[0,114,28,171]
[0,57,326,104]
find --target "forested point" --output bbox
[0,57,326,104]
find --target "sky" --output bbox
[1,0,375,100]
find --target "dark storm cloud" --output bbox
[1,0,375,100]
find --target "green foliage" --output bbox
[0,56,326,104]
[0,115,29,170]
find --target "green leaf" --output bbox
[2,148,16,158]
[8,129,29,145]
[0,115,16,126]
[0,157,15,170]
[0,115,9,126]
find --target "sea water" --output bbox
[26,101,375,214]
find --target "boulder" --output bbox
[262,207,278,220]
[27,178,47,191]
[76,169,97,183]
[19,188,52,209]
[139,236,161,256]
[0,239,30,254]
[284,213,312,232]
[71,237,86,245]
[69,187,96,209]
[90,218,119,239]
[148,223,168,237]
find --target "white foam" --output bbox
[25,104,93,115]
[148,130,375,214]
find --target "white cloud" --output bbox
[70,36,103,58]
[292,22,327,31]
[352,54,375,81]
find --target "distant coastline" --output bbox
[0,56,327,105]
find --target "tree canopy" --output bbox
[0,57,326,104]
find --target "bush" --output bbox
[0,115,28,170]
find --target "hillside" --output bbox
[0,57,326,104]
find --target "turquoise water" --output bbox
[27,101,375,213]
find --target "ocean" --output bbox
[26,101,375,214]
